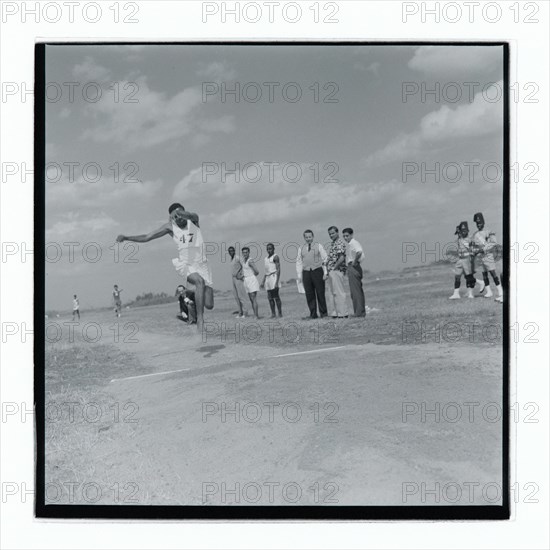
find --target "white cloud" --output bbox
[47,171,164,213]
[408,46,502,77]
[354,61,380,76]
[72,57,112,82]
[197,61,236,81]
[364,82,503,167]
[46,212,118,242]
[171,163,448,233]
[81,76,235,150]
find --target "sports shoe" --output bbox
[477,280,486,294]
[467,289,474,299]
[449,290,460,300]
[484,287,493,298]
[495,296,503,303]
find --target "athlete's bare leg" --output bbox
[248,291,259,318]
[187,273,214,333]
[204,285,214,309]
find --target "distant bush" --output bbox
[126,292,176,308]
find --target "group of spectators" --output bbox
[295,226,366,319]
[228,226,366,320]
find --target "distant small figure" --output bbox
[113,285,123,317]
[72,295,80,320]
[175,284,196,324]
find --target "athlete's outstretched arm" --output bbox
[116,223,172,243]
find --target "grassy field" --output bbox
[44,263,504,506]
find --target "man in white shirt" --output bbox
[296,229,328,319]
[343,227,366,317]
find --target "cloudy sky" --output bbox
[45,44,504,310]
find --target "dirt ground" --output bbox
[44,264,504,506]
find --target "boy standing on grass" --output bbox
[72,295,80,321]
[113,285,123,317]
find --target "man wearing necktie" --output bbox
[296,229,328,319]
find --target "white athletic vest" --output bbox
[242,258,256,278]
[264,255,277,276]
[171,220,206,264]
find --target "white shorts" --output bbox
[172,258,213,287]
[243,275,259,294]
[264,273,279,291]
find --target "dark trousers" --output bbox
[179,296,196,323]
[302,267,327,318]
[347,264,365,315]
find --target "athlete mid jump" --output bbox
[116,203,214,333]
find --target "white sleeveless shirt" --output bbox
[171,220,206,264]
[242,258,256,278]
[264,255,278,276]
